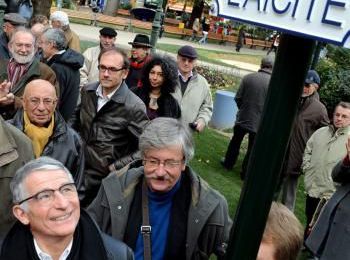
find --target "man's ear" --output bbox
[13,205,30,225]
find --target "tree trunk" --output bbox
[32,0,53,18]
[104,0,119,16]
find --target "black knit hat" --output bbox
[128,34,152,48]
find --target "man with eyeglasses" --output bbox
[0,157,133,259]
[280,70,329,212]
[0,28,58,120]
[9,79,85,199]
[71,47,149,207]
[88,117,232,260]
[172,45,213,132]
[0,13,27,59]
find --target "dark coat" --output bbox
[306,161,350,259]
[10,109,85,197]
[70,82,149,204]
[45,49,84,121]
[234,68,272,133]
[132,87,181,119]
[284,93,329,176]
[0,33,10,60]
[125,56,151,89]
[0,58,58,119]
[0,116,33,238]
[0,210,134,260]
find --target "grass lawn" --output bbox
[156,43,264,68]
[190,127,309,259]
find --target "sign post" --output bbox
[226,34,315,260]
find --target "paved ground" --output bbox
[71,22,270,77]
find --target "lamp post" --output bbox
[150,0,164,53]
[0,0,6,30]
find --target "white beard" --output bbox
[11,51,35,64]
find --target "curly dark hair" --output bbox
[141,54,178,94]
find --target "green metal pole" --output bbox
[225,34,315,260]
[150,0,163,53]
[0,0,7,30]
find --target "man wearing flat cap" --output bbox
[125,34,152,88]
[80,27,117,87]
[0,13,27,59]
[221,56,274,179]
[172,45,213,132]
[280,70,329,212]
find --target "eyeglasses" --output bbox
[16,183,77,206]
[98,65,125,73]
[28,97,57,107]
[143,158,184,170]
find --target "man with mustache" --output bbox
[0,28,58,119]
[88,117,232,260]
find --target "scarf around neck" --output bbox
[24,111,54,158]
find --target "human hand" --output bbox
[195,120,205,132]
[0,80,10,99]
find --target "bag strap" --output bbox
[141,179,152,260]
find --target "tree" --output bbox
[32,0,53,18]
[317,45,350,114]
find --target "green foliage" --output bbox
[120,3,132,10]
[196,65,240,91]
[318,46,350,113]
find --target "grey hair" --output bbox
[336,101,350,110]
[42,28,66,51]
[10,157,73,206]
[50,11,69,26]
[139,118,195,163]
[10,27,35,45]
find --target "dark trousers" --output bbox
[223,125,256,179]
[304,195,321,241]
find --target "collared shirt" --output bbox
[178,70,193,95]
[95,84,119,111]
[34,238,73,260]
[47,49,66,62]
[178,70,193,83]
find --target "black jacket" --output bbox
[132,87,181,119]
[10,109,85,196]
[45,49,84,121]
[0,210,134,260]
[70,82,149,205]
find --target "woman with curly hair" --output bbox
[133,55,181,120]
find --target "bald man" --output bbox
[9,79,85,198]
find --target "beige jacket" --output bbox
[303,125,350,199]
[80,45,100,87]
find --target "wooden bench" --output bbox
[245,38,272,50]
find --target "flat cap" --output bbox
[305,70,320,85]
[4,13,27,26]
[100,27,117,37]
[178,45,198,59]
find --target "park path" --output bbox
[71,22,269,78]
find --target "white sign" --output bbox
[212,0,350,47]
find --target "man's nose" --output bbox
[53,191,69,209]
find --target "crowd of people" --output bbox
[0,9,346,260]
